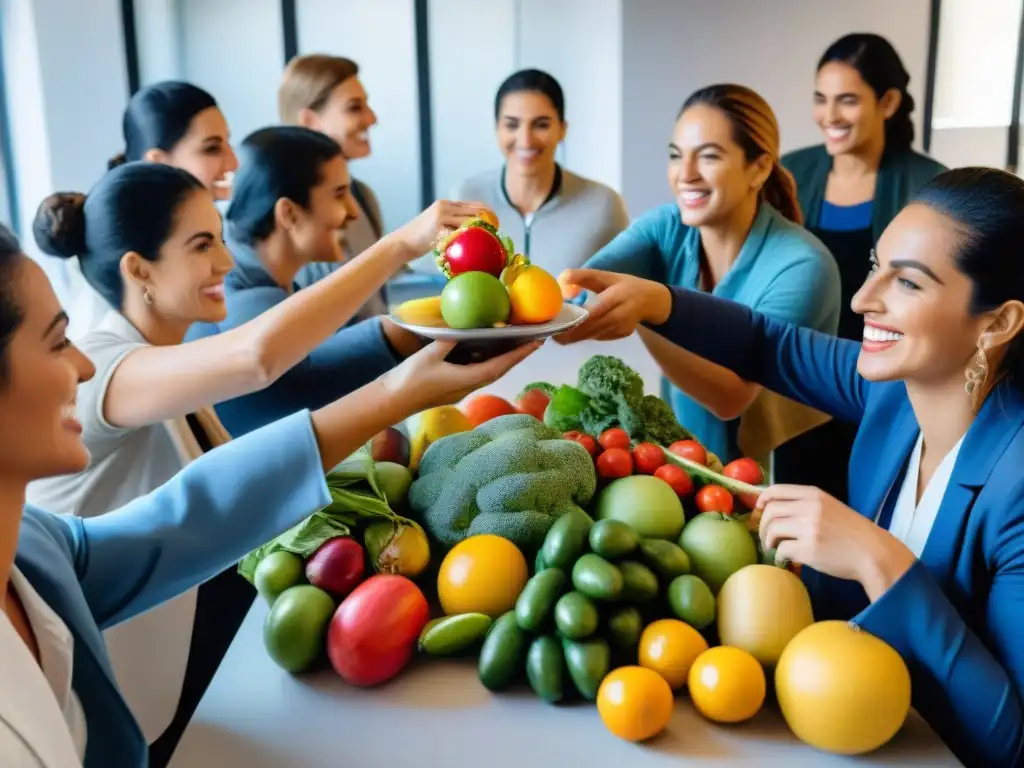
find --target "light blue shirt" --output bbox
[585,202,841,461]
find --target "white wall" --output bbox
[620,0,931,214]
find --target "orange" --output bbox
[688,646,766,723]
[436,534,529,618]
[597,666,674,742]
[638,619,709,690]
[462,394,517,427]
[507,265,563,324]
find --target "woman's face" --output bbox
[851,203,998,385]
[813,61,893,156]
[128,190,235,325]
[287,155,359,264]
[0,257,95,483]
[496,90,566,177]
[312,77,377,160]
[164,107,239,200]
[667,105,767,229]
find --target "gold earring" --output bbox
[143,287,155,306]
[964,345,989,407]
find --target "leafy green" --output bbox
[543,385,592,432]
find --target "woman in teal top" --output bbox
[585,84,841,465]
[779,34,947,499]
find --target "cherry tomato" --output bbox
[654,464,694,497]
[596,447,633,479]
[632,442,666,474]
[723,457,764,508]
[695,484,734,515]
[668,439,707,466]
[564,430,599,457]
[599,428,631,451]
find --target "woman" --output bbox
[63,81,238,341]
[27,157,487,758]
[187,126,441,438]
[556,166,1024,768]
[0,222,534,766]
[777,33,948,499]
[277,54,388,311]
[450,68,630,278]
[583,84,841,466]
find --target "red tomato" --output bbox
[723,458,764,509]
[564,430,600,457]
[695,485,734,515]
[596,447,633,479]
[632,442,666,474]
[516,388,551,421]
[442,226,507,277]
[654,464,694,497]
[668,439,707,466]
[327,575,429,687]
[599,428,632,451]
[462,394,517,427]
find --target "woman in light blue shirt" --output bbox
[585,84,841,465]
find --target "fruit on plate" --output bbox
[462,393,518,426]
[392,295,445,327]
[408,405,473,471]
[435,219,511,278]
[437,534,529,618]
[595,474,685,540]
[716,564,814,665]
[597,666,674,742]
[638,618,708,691]
[327,574,429,686]
[775,621,911,755]
[688,646,766,723]
[504,258,563,325]
[678,512,758,594]
[254,550,305,605]
[440,271,511,329]
[368,426,411,467]
[262,584,336,673]
[304,537,366,599]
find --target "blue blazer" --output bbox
[13,411,330,767]
[653,286,1024,768]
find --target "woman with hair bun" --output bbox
[778,34,948,500]
[582,84,841,468]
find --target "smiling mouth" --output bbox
[862,323,904,352]
[202,283,226,300]
[679,189,711,207]
[62,403,82,433]
[211,172,233,190]
[824,126,852,140]
[515,148,541,161]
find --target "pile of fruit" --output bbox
[392,213,564,330]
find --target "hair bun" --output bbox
[32,192,87,259]
[108,152,127,170]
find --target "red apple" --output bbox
[442,226,507,277]
[305,537,366,599]
[369,427,410,467]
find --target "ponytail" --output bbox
[762,162,803,225]
[885,91,915,152]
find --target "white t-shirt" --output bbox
[889,433,965,557]
[0,567,85,767]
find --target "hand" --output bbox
[756,484,916,599]
[392,200,497,259]
[553,269,673,344]
[380,339,541,414]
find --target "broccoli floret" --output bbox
[408,414,597,552]
[518,381,556,399]
[638,394,690,444]
[578,355,645,408]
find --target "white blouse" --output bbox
[888,433,965,557]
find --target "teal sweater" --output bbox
[782,145,948,241]
[584,203,841,461]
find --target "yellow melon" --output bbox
[775,620,911,755]
[716,564,814,666]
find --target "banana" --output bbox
[393,295,445,327]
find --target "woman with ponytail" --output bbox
[778,34,947,500]
[582,84,841,467]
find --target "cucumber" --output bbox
[588,519,639,559]
[540,509,593,570]
[478,611,528,691]
[618,560,659,603]
[515,568,568,632]
[534,548,548,573]
[638,538,691,581]
[605,605,643,652]
[562,636,611,700]
[553,591,599,640]
[417,617,444,651]
[667,574,716,630]
[571,553,623,601]
[526,635,565,703]
[419,613,493,656]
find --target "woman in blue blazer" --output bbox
[556,166,1024,768]
[0,223,534,767]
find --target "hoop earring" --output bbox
[964,345,989,408]
[143,287,155,306]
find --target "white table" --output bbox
[170,597,960,768]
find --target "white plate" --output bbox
[389,302,589,342]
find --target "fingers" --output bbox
[760,514,802,552]
[558,268,622,295]
[421,339,458,360]
[753,483,818,509]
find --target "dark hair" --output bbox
[32,163,205,308]
[0,225,24,384]
[110,81,219,170]
[680,84,803,225]
[913,167,1024,388]
[226,126,343,244]
[495,69,565,122]
[818,33,915,152]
